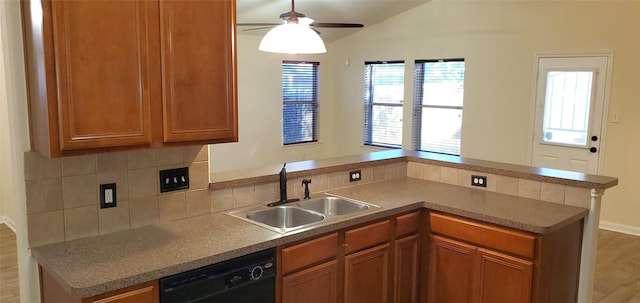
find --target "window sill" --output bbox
[282,141,324,150]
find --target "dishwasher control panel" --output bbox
[225,259,275,288]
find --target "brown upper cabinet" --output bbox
[21,0,238,157]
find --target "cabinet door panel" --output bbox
[428,235,475,303]
[345,243,391,303]
[429,212,536,259]
[395,211,420,238]
[52,0,153,150]
[477,248,533,303]
[86,285,156,303]
[82,280,158,303]
[394,234,419,303]
[345,219,391,254]
[159,0,237,142]
[282,233,338,275]
[282,260,338,303]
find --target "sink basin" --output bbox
[244,206,325,233]
[228,195,379,234]
[297,197,371,216]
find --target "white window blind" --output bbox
[413,59,465,155]
[282,61,319,145]
[363,61,405,148]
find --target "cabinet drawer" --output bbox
[429,212,536,259]
[345,220,391,254]
[395,211,420,238]
[282,233,338,275]
[84,279,158,303]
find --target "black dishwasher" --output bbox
[159,248,275,303]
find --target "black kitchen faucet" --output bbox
[267,163,300,207]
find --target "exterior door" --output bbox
[531,56,609,174]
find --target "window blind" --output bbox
[363,61,405,148]
[413,59,465,155]
[282,61,319,145]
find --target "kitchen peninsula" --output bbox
[32,150,617,303]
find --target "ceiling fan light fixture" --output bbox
[258,23,327,54]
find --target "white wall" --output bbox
[0,0,16,227]
[209,35,338,173]
[0,4,7,224]
[227,1,640,231]
[327,0,640,231]
[0,0,41,302]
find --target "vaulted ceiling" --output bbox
[236,0,431,42]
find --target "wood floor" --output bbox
[0,225,639,303]
[0,223,20,303]
[593,229,640,302]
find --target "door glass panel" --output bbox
[542,71,594,147]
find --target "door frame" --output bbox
[528,53,614,174]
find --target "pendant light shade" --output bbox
[259,23,327,54]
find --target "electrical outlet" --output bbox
[471,175,487,187]
[100,183,117,209]
[160,167,190,193]
[349,170,362,182]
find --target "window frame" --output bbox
[363,60,405,149]
[282,60,320,146]
[412,58,465,156]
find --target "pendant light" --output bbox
[258,0,327,54]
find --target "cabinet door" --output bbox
[394,234,419,303]
[159,0,238,143]
[428,235,476,303]
[282,260,338,303]
[345,243,391,303]
[82,280,158,303]
[51,0,154,150]
[476,248,533,303]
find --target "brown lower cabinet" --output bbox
[426,211,583,303]
[428,235,533,303]
[345,243,392,303]
[38,210,583,303]
[279,211,421,303]
[282,260,339,303]
[40,266,159,303]
[394,234,420,303]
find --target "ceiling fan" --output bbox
[237,0,364,33]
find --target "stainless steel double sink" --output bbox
[228,196,379,233]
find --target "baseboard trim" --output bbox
[0,215,17,233]
[599,221,640,236]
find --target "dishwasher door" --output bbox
[160,248,276,303]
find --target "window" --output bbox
[282,61,319,145]
[413,59,465,155]
[541,70,594,147]
[363,61,405,148]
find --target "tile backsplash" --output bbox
[406,161,592,208]
[25,146,209,247]
[25,148,591,248]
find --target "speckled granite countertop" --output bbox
[32,177,589,298]
[210,150,618,190]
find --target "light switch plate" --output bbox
[159,167,190,193]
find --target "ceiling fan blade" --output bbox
[242,26,276,32]
[237,23,282,27]
[311,23,364,28]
